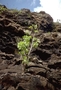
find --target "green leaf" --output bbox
[20,51,25,55]
[34,30,38,33]
[24,30,31,35]
[23,35,32,41]
[37,39,40,43]
[25,49,29,53]
[33,42,38,48]
[28,26,33,29]
[33,24,37,29]
[33,37,37,42]
[22,56,29,64]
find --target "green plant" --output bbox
[28,24,38,34]
[29,24,37,30]
[17,24,40,65]
[10,9,22,14]
[10,9,19,13]
[17,35,40,65]
[0,6,7,14]
[17,35,31,64]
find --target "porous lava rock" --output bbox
[0,5,61,90]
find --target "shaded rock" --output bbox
[53,22,61,32]
[7,86,16,90]
[32,11,53,32]
[14,9,36,27]
[26,66,46,77]
[48,59,61,69]
[46,69,61,89]
[34,32,61,61]
[0,16,25,55]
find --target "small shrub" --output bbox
[17,24,40,65]
[17,34,40,65]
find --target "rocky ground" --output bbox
[0,5,61,90]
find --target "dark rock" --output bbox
[32,11,53,32]
[7,86,16,90]
[53,22,61,32]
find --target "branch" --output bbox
[28,34,35,56]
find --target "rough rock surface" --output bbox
[0,6,61,90]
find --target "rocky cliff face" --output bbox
[0,5,61,90]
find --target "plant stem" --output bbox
[28,34,35,57]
